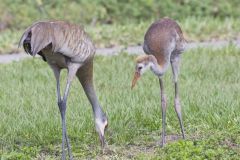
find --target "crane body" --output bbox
[132,18,187,146]
[19,20,108,159]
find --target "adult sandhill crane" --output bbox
[19,21,108,159]
[131,18,186,146]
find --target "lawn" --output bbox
[0,46,240,159]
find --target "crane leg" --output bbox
[76,61,108,149]
[51,65,68,159]
[159,78,167,147]
[51,63,82,160]
[171,55,185,139]
[51,65,72,159]
[51,65,62,103]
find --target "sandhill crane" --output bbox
[19,21,108,159]
[131,18,186,146]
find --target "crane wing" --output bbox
[19,21,53,56]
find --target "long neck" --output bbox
[81,82,105,119]
[149,58,169,77]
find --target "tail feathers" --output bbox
[19,21,53,56]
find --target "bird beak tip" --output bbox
[99,134,105,148]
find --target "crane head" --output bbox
[131,55,152,89]
[95,115,108,148]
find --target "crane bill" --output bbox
[131,72,141,89]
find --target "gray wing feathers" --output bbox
[19,21,46,48]
[51,25,64,53]
[19,21,53,56]
[30,23,53,56]
[19,21,95,62]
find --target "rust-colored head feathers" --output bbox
[135,55,150,63]
[135,54,157,64]
[132,55,156,89]
[131,55,148,89]
[131,55,160,89]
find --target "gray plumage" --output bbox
[19,20,108,160]
[19,20,95,63]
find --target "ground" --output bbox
[0,46,240,159]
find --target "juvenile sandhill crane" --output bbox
[131,18,186,146]
[19,21,108,159]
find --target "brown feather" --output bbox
[135,55,149,63]
[143,18,186,67]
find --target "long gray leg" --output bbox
[51,63,81,160]
[50,65,61,103]
[171,55,185,139]
[60,63,82,160]
[51,65,73,159]
[51,65,69,159]
[159,78,167,147]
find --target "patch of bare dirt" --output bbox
[95,134,183,159]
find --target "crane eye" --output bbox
[138,66,143,70]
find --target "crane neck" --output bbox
[149,57,169,77]
[82,83,105,119]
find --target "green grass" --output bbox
[1,0,240,28]
[87,17,240,47]
[1,17,240,54]
[0,46,240,159]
